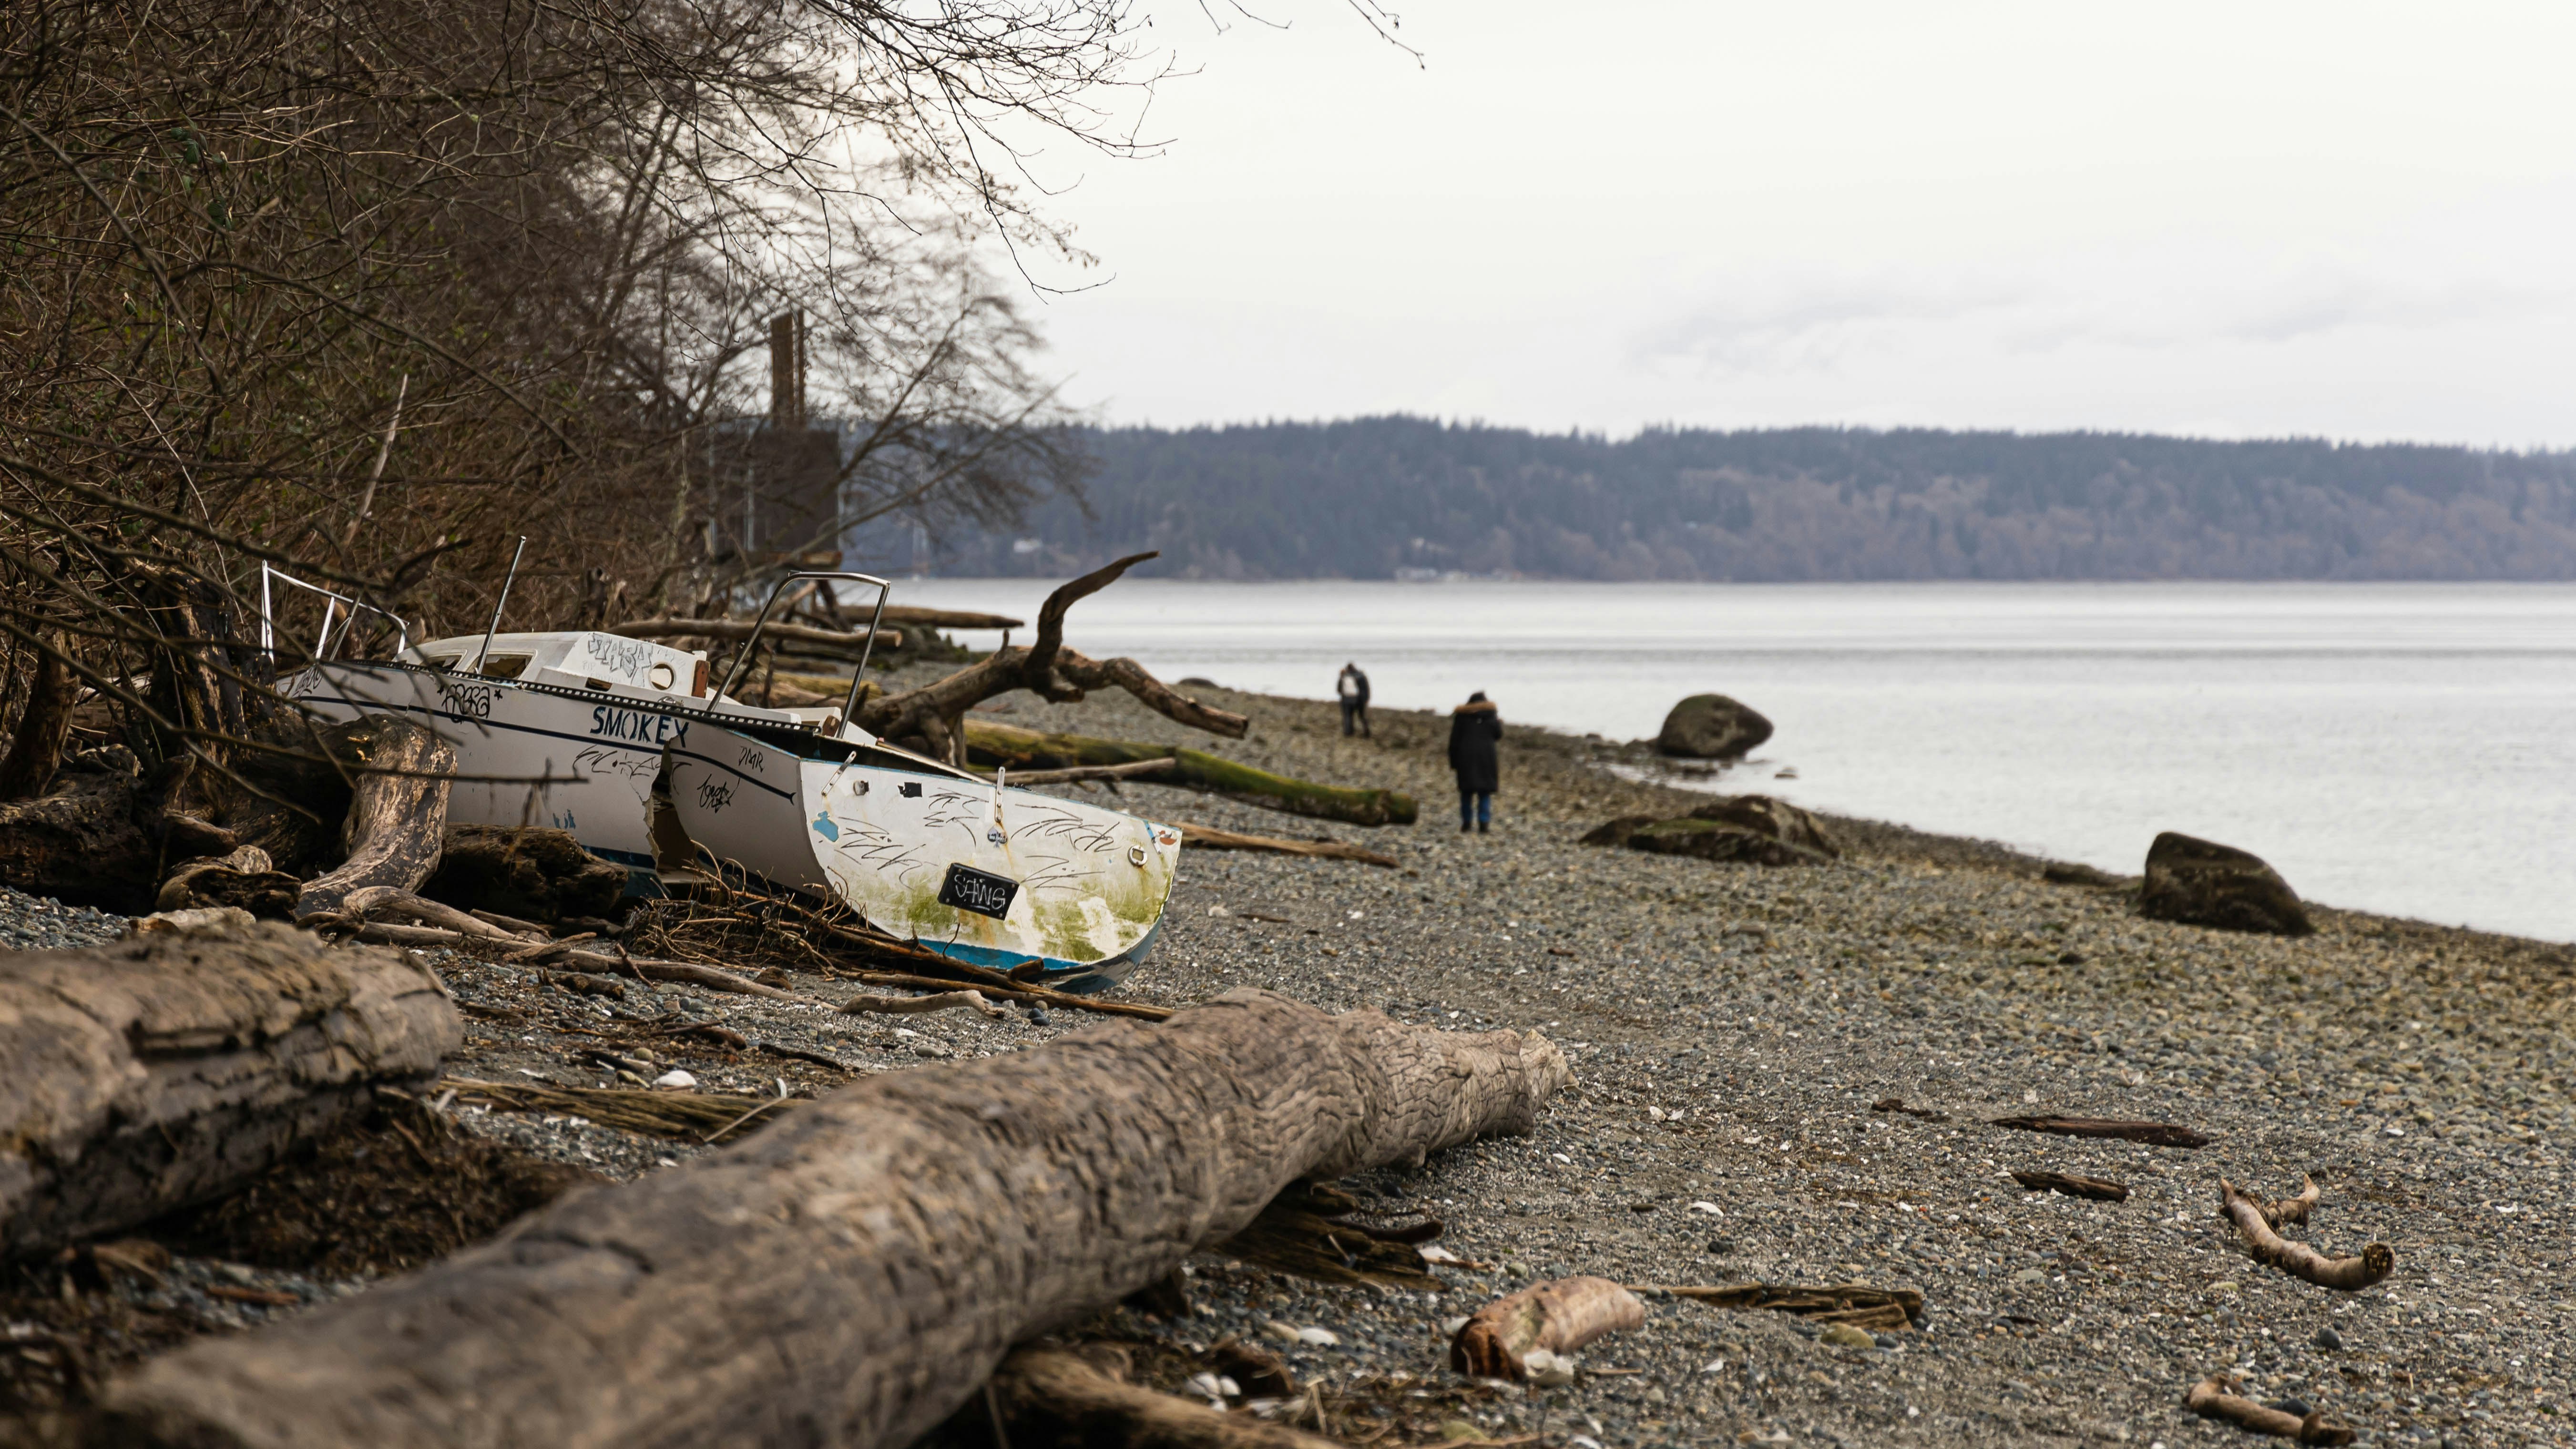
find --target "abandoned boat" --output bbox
[271,564,1182,992]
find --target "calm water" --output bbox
[894,579,2576,943]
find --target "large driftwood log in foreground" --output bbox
[2184,1375,2357,1445]
[1450,1276,1645,1381]
[2218,1179,2393,1291]
[0,921,458,1257]
[290,716,454,918]
[97,990,1571,1449]
[989,1347,1340,1449]
[970,722,1418,827]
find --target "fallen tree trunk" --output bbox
[2218,1179,2394,1291]
[0,745,161,912]
[969,721,1418,828]
[1179,822,1399,868]
[0,920,459,1258]
[96,990,1570,1449]
[291,717,454,918]
[988,1347,1340,1449]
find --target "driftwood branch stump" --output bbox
[96,990,1570,1449]
[291,716,453,918]
[0,920,459,1257]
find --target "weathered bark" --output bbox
[0,630,77,800]
[970,722,1417,828]
[1450,1276,1645,1381]
[2011,1170,2130,1203]
[0,920,459,1258]
[1991,1115,2211,1149]
[420,823,631,922]
[155,845,301,918]
[988,1347,1340,1449]
[0,745,159,912]
[1181,822,1399,867]
[2218,1179,2393,1291]
[2184,1374,2356,1445]
[292,717,454,918]
[94,990,1570,1449]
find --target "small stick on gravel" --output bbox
[1451,1276,1645,1381]
[2259,1174,2320,1228]
[987,1346,1341,1449]
[2218,1179,2393,1291]
[1871,1097,1950,1122]
[2184,1373,2357,1444]
[1178,822,1399,868]
[1631,1283,1921,1332]
[852,969,1174,1021]
[839,989,1005,1019]
[1991,1114,2212,1149]
[2012,1170,2130,1203]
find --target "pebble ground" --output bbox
[9,669,2570,1448]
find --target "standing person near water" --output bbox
[1336,662,1372,738]
[1447,691,1502,833]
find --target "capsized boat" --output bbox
[664,720,1183,993]
[270,563,1181,992]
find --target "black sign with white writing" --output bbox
[937,863,1019,919]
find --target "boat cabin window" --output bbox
[421,654,461,672]
[478,653,531,680]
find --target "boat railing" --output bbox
[716,570,893,727]
[258,562,411,665]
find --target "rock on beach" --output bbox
[2137,830,2313,936]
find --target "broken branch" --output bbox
[1450,1276,1645,1382]
[2218,1179,2393,1291]
[838,989,1004,1019]
[987,1346,1340,1449]
[2184,1374,2356,1445]
[1990,1115,2211,1149]
[2011,1170,2130,1203]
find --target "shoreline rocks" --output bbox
[2137,831,2313,936]
[1653,694,1773,760]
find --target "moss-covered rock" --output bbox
[1626,818,1830,867]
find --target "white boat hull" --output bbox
[668,723,1183,991]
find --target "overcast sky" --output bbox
[1005,1,2576,446]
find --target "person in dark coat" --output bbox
[1336,662,1372,738]
[1446,691,1502,833]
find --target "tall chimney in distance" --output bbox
[768,311,805,429]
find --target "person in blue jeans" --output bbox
[1446,691,1502,833]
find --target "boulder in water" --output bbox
[1626,819,1830,867]
[1655,695,1773,760]
[1686,795,1837,858]
[2137,832,2312,936]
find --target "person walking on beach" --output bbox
[1336,662,1372,738]
[1447,690,1502,833]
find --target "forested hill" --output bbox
[919,418,2576,581]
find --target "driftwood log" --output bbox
[289,716,454,918]
[610,616,900,654]
[420,823,630,922]
[988,1346,1339,1449]
[969,723,1417,828]
[0,745,161,912]
[2012,1170,2130,1203]
[1181,822,1399,867]
[1450,1276,1646,1381]
[1990,1115,2211,1149]
[1633,1282,1922,1332]
[0,920,459,1257]
[2184,1374,2357,1445]
[2218,1179,2394,1291]
[96,990,1571,1449]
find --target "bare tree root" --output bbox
[2185,1374,2357,1445]
[2218,1179,2394,1291]
[291,718,454,918]
[988,1346,1342,1449]
[857,552,1250,762]
[2259,1174,2320,1228]
[838,989,1003,1019]
[1450,1277,1646,1381]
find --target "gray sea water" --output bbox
[894,578,2576,944]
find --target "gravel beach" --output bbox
[7,673,2570,1447]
